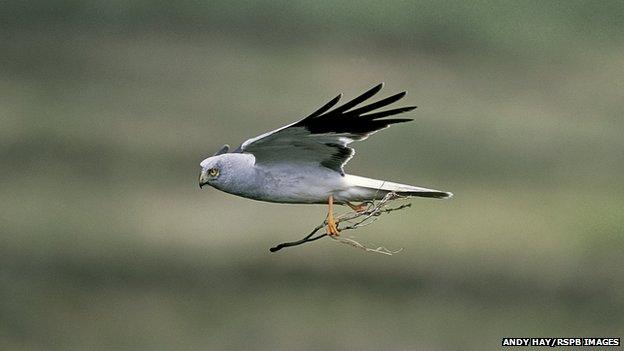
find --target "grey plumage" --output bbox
[199,83,452,204]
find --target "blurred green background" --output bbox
[2,1,623,350]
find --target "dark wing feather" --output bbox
[326,83,384,114]
[361,106,417,119]
[238,83,416,174]
[291,82,415,136]
[304,94,342,119]
[342,91,406,116]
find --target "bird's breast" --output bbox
[228,164,347,204]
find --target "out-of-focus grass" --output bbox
[1,2,624,350]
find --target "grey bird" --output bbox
[199,83,452,236]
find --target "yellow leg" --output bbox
[326,195,340,237]
[346,201,369,213]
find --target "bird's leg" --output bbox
[326,195,340,237]
[345,201,369,213]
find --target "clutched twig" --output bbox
[269,192,409,254]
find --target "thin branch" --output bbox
[330,236,404,255]
[269,192,410,254]
[269,224,326,252]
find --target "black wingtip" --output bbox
[371,82,384,94]
[296,83,417,135]
[305,93,342,119]
[361,106,417,119]
[357,83,385,101]
[346,90,409,116]
[331,84,385,114]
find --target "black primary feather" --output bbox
[329,83,384,114]
[304,94,342,119]
[234,84,418,174]
[293,83,416,136]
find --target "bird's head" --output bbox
[198,145,256,192]
[198,144,230,189]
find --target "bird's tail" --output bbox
[343,174,452,201]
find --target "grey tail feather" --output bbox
[345,175,452,201]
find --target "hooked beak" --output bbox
[199,170,209,189]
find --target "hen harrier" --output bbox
[199,83,452,236]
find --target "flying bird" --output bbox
[199,83,452,236]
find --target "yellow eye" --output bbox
[208,168,219,177]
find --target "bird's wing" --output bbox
[235,83,416,174]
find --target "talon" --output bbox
[326,195,340,237]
